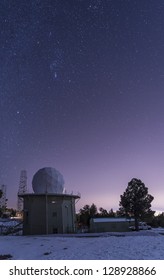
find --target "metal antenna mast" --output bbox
[17,170,27,212]
[0,184,7,209]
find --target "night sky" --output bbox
[1,0,164,212]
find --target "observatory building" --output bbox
[19,167,80,235]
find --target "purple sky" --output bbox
[1,0,164,212]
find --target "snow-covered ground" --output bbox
[0,219,22,235]
[1,229,164,260]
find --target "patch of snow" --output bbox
[0,230,164,260]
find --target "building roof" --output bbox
[18,192,80,199]
[92,218,135,223]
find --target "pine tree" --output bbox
[119,178,154,230]
[79,203,98,226]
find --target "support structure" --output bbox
[0,184,7,209]
[17,170,27,212]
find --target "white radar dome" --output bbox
[32,167,65,194]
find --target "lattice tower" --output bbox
[17,170,27,211]
[0,184,7,208]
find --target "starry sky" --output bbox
[1,0,164,212]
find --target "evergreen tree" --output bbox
[108,208,115,217]
[119,178,154,230]
[79,203,98,226]
[90,203,97,217]
[99,207,109,217]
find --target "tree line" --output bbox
[77,178,164,230]
[0,190,16,218]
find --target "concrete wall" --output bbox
[22,195,77,235]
